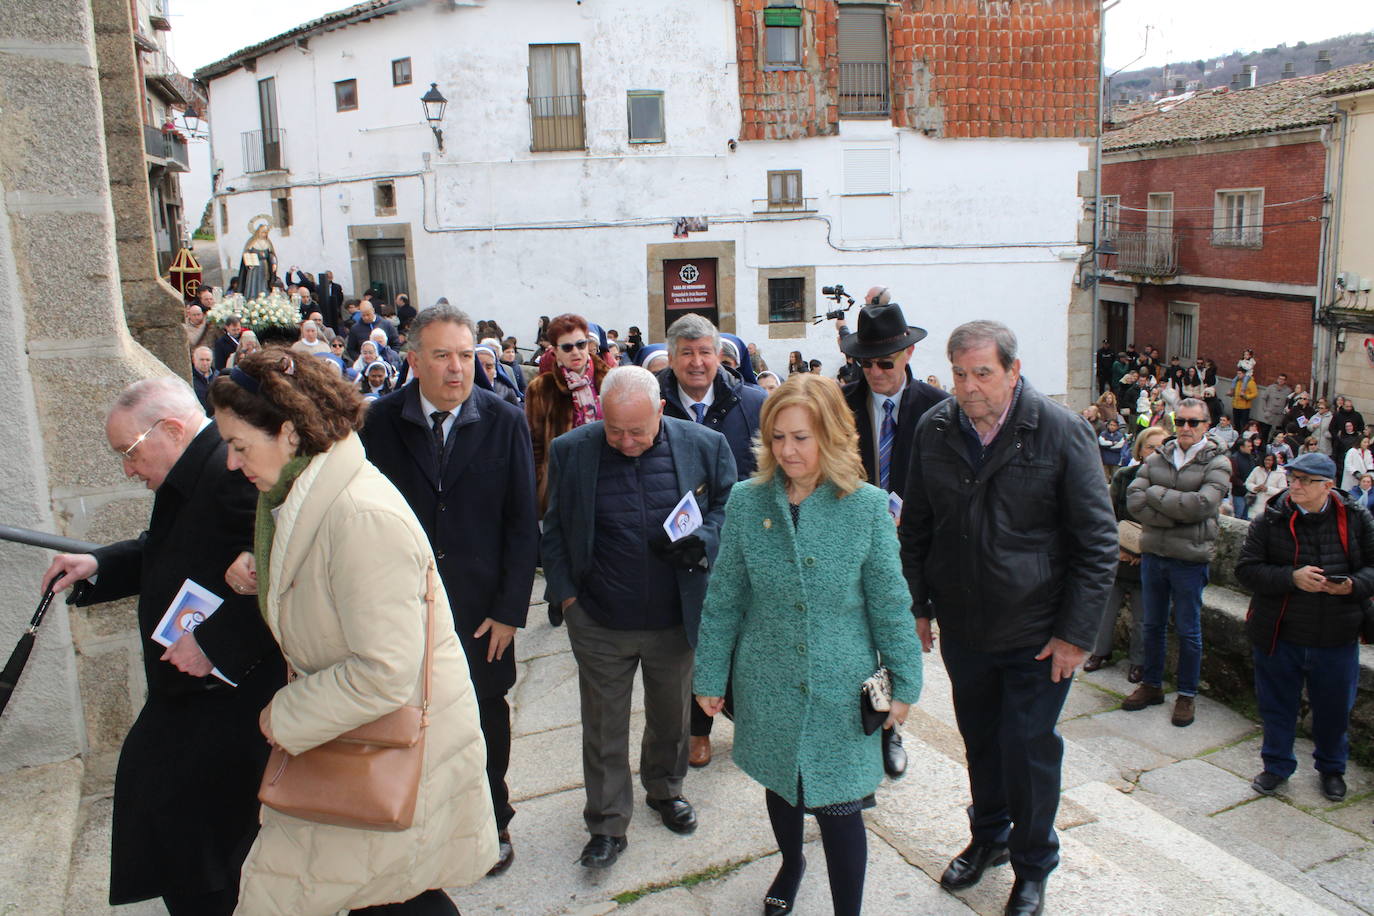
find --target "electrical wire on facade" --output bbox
[1109,193,1328,212]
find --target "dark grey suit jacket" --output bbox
[541,416,737,646]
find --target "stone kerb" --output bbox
[1111,514,1374,760]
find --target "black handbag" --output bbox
[859,664,892,735]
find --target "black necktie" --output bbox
[430,410,450,459]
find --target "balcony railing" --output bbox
[143,123,190,172]
[528,94,586,151]
[1113,230,1181,278]
[839,62,890,116]
[242,128,287,173]
[1211,227,1263,249]
[752,197,818,213]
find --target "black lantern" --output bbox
[420,82,447,152]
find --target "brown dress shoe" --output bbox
[1082,655,1107,672]
[689,735,712,768]
[1171,695,1195,727]
[1121,684,1164,711]
[486,830,514,876]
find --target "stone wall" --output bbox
[91,0,189,376]
[0,0,173,774]
[1109,515,1374,761]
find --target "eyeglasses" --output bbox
[1288,474,1329,487]
[116,417,170,460]
[558,339,591,353]
[858,358,896,370]
[1176,417,1208,428]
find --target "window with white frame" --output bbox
[1099,195,1120,242]
[627,91,665,143]
[1213,188,1264,248]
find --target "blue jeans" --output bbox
[1231,494,1250,521]
[1253,640,1360,778]
[1140,554,1208,696]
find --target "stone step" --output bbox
[0,757,83,915]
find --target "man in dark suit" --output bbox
[359,305,538,877]
[838,295,948,778]
[211,315,242,372]
[345,300,399,360]
[542,365,736,870]
[191,345,217,415]
[900,321,1116,916]
[316,270,344,334]
[42,377,283,916]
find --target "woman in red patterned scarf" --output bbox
[525,313,609,512]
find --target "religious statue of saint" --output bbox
[235,216,277,300]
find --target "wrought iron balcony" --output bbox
[143,123,190,172]
[1112,230,1181,278]
[528,94,586,152]
[242,128,287,173]
[839,62,890,117]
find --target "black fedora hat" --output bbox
[839,302,927,359]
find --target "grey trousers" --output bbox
[1093,577,1145,664]
[564,601,694,836]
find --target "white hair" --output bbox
[109,376,202,427]
[369,328,387,345]
[600,366,660,408]
[480,337,503,352]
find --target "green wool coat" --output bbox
[694,475,923,807]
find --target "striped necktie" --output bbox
[691,403,706,423]
[879,399,895,491]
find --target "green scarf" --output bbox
[253,455,312,616]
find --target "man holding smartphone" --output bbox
[1235,451,1374,801]
[1125,398,1232,727]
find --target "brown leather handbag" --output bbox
[258,561,437,831]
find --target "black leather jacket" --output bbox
[899,379,1118,651]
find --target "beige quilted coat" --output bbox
[235,434,497,915]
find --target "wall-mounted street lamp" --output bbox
[421,82,447,152]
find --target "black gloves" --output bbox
[649,533,708,571]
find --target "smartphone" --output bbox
[1325,575,1350,585]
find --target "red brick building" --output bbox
[733,0,1099,141]
[1095,67,1374,391]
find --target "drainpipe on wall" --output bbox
[1090,0,1112,392]
[1318,106,1350,398]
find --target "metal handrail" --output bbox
[0,524,99,554]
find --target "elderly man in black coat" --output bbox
[837,296,949,779]
[900,321,1117,916]
[42,376,283,916]
[359,304,538,878]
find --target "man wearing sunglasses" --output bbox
[837,294,948,778]
[1125,398,1232,727]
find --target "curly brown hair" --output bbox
[208,347,364,455]
[545,313,588,345]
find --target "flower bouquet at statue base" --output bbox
[207,288,302,347]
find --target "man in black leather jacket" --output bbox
[899,320,1116,916]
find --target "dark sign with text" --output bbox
[664,258,717,312]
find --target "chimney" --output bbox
[1246,64,1258,88]
[1230,72,1242,89]
[1282,62,1296,79]
[1316,49,1332,74]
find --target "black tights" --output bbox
[765,789,867,915]
[350,889,459,914]
[163,887,237,916]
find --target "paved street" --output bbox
[49,574,1374,914]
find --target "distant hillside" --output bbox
[1109,31,1374,103]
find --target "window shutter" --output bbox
[764,8,803,27]
[838,7,886,62]
[843,148,890,195]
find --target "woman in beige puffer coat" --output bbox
[209,349,497,915]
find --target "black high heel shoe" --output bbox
[763,856,807,915]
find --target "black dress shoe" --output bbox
[882,728,908,778]
[1251,770,1287,796]
[1321,772,1347,801]
[1004,877,1046,916]
[1127,665,1144,684]
[486,830,514,877]
[647,795,698,834]
[763,856,807,915]
[940,841,1010,890]
[578,834,627,869]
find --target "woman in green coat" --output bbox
[694,373,923,916]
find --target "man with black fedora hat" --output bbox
[838,287,949,778]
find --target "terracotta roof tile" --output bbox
[1104,60,1374,152]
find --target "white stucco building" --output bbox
[197,0,1100,391]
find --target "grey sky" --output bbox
[168,0,1374,78]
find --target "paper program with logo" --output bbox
[152,580,237,686]
[664,490,704,542]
